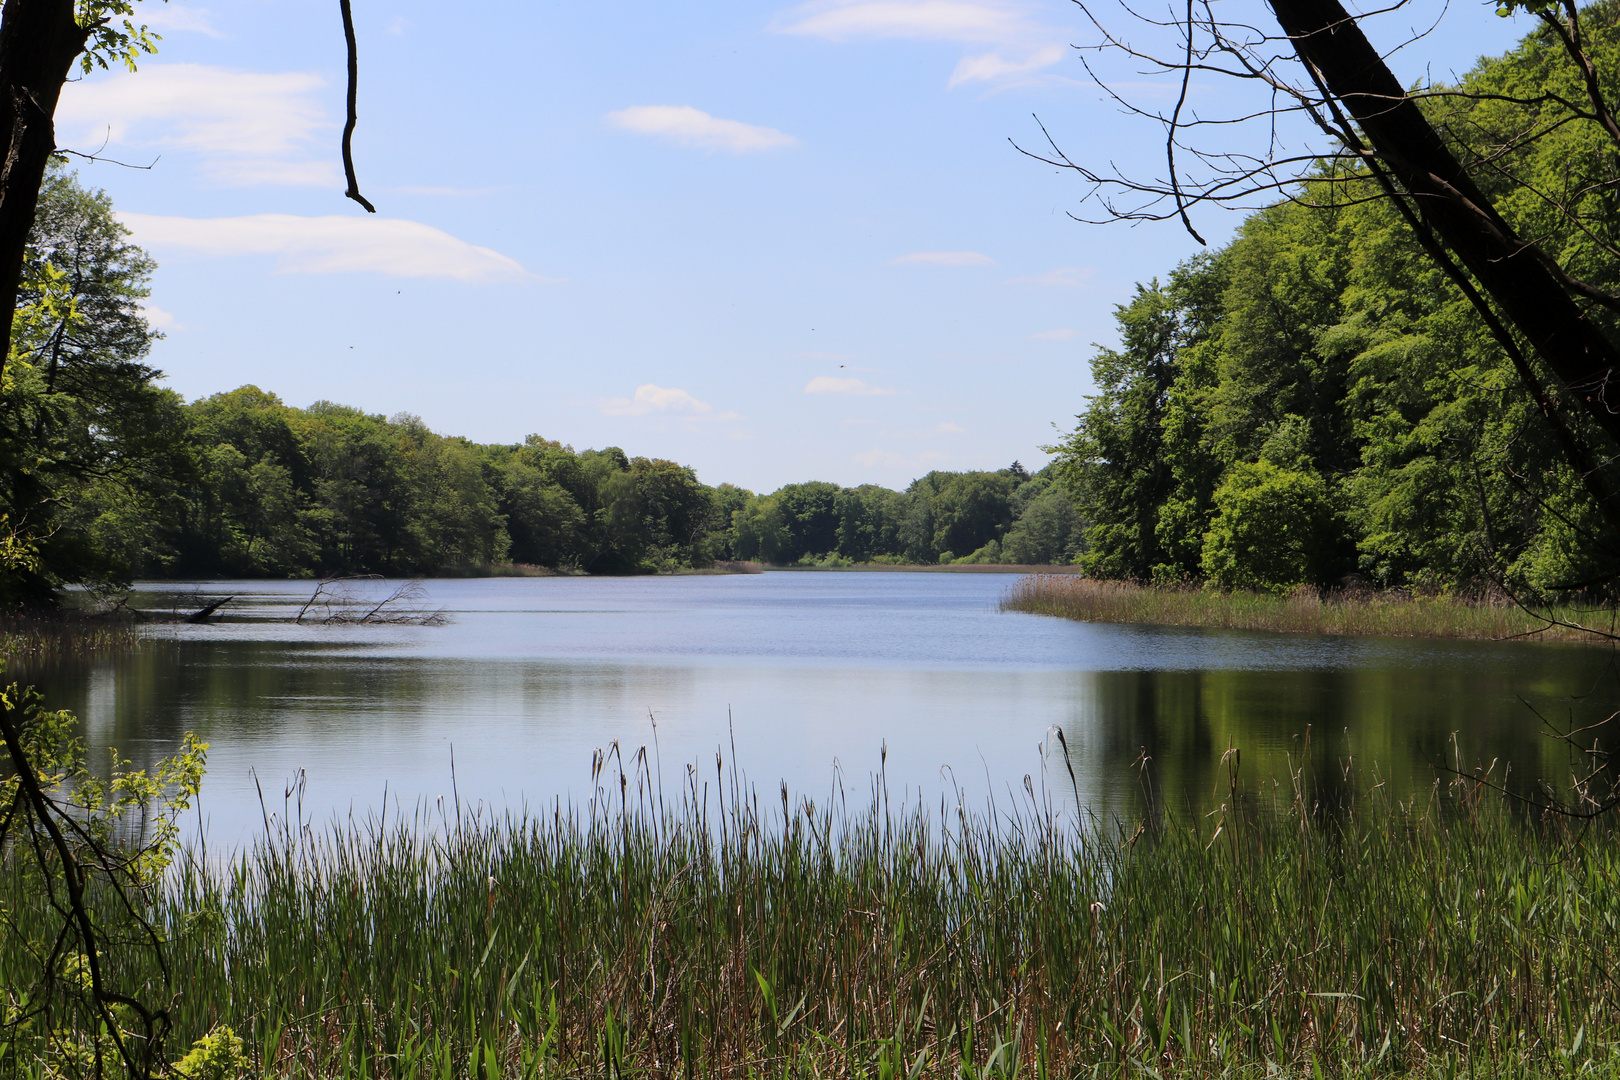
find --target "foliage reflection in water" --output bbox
[9,573,1618,844]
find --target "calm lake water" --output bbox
[12,572,1620,845]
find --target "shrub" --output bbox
[1201,461,1335,591]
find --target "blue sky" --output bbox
[56,0,1534,492]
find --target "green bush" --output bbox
[1200,461,1335,591]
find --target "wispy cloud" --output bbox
[1029,327,1077,340]
[935,421,966,433]
[118,213,531,283]
[598,384,742,422]
[606,106,797,152]
[140,7,226,37]
[1007,267,1093,288]
[950,43,1064,85]
[891,250,994,266]
[777,0,1068,87]
[57,64,334,186]
[805,375,894,396]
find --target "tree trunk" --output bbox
[1268,0,1620,449]
[0,0,88,373]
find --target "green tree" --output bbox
[1052,282,1190,579]
[732,495,791,564]
[0,0,167,360]
[1200,461,1338,591]
[834,484,909,561]
[773,482,841,562]
[501,457,588,569]
[703,483,754,560]
[930,472,1016,561]
[395,419,507,570]
[1002,477,1081,565]
[0,166,183,602]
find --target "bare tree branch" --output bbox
[340,0,376,214]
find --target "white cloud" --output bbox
[950,43,1065,86]
[600,385,711,416]
[778,0,1067,87]
[118,213,530,282]
[936,421,966,433]
[140,304,182,332]
[598,384,743,422]
[891,250,994,266]
[140,7,225,37]
[1007,267,1094,288]
[56,63,334,186]
[1030,327,1077,340]
[606,106,797,153]
[804,375,894,396]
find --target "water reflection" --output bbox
[11,574,1619,845]
[1053,664,1609,817]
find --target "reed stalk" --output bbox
[4,748,1618,1078]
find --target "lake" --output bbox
[12,572,1618,845]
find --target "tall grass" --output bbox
[1003,574,1619,643]
[5,752,1619,1078]
[0,611,139,660]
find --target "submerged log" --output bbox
[185,596,234,623]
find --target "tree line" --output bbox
[1052,6,1620,598]
[80,386,1079,587]
[0,165,1076,603]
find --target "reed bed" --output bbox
[5,754,1620,1079]
[1002,575,1619,643]
[0,611,139,660]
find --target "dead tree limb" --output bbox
[185,595,233,623]
[340,0,376,213]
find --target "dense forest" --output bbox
[0,166,1077,603]
[83,386,1079,584]
[1053,4,1620,597]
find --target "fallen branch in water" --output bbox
[296,577,446,626]
[185,596,233,623]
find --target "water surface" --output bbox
[16,573,1619,844]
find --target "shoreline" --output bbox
[122,562,1077,582]
[1002,574,1618,645]
[764,562,1081,574]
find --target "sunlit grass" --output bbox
[1002,574,1619,643]
[5,749,1619,1078]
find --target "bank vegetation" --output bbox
[1003,575,1616,643]
[3,733,1617,1079]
